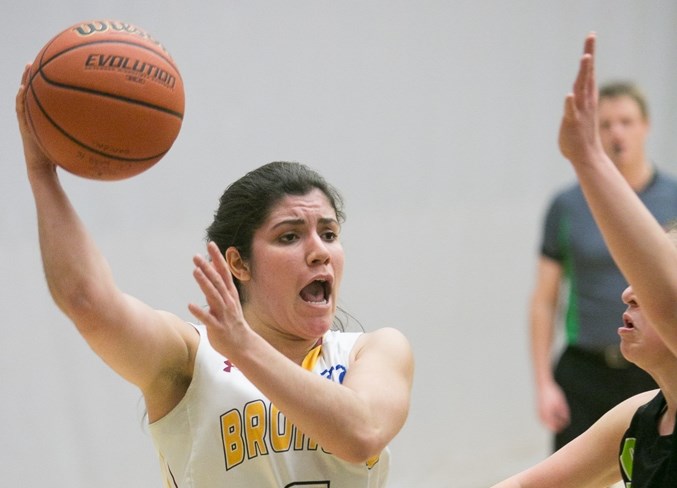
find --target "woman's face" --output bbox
[240,188,344,340]
[619,231,677,371]
[618,285,673,369]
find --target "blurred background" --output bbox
[2,1,677,486]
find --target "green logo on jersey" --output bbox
[620,437,636,486]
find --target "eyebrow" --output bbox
[271,217,339,230]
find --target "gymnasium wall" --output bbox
[2,2,677,486]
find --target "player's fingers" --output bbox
[192,265,226,317]
[21,63,31,86]
[16,65,36,138]
[579,33,596,107]
[188,301,212,326]
[562,93,576,121]
[585,38,597,106]
[211,244,242,301]
[572,54,592,111]
[206,241,238,295]
[583,31,596,58]
[16,71,27,119]
[193,252,231,302]
[580,54,594,106]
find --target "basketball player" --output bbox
[492,33,677,487]
[16,64,413,487]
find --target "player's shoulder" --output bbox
[362,327,409,343]
[354,327,412,359]
[577,389,660,450]
[606,389,660,421]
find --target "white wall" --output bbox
[2,1,677,486]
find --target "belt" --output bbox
[568,344,631,369]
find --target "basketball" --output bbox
[25,20,185,180]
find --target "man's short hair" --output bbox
[599,81,649,119]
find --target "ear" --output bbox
[225,247,251,282]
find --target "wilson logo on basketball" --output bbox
[72,20,169,54]
[84,53,177,88]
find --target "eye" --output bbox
[279,232,299,244]
[321,229,339,242]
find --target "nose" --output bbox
[621,285,634,305]
[600,121,624,146]
[306,234,330,266]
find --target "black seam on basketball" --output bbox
[27,80,168,163]
[33,38,183,119]
[36,69,183,119]
[29,33,60,87]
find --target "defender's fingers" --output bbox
[562,93,576,121]
[581,33,596,103]
[583,32,596,58]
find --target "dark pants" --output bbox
[553,345,657,451]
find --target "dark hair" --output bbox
[599,81,649,119]
[206,161,345,292]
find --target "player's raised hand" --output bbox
[189,241,251,356]
[558,33,605,166]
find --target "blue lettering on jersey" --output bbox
[320,364,347,383]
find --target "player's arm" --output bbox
[530,256,570,433]
[491,390,656,488]
[559,34,677,356]
[226,326,412,463]
[190,243,414,463]
[17,66,197,419]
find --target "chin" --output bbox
[619,343,638,365]
[303,317,333,336]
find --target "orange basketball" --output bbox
[25,20,185,180]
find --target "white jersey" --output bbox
[149,325,390,488]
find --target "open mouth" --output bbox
[622,314,635,329]
[300,279,331,304]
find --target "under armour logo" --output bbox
[223,360,235,373]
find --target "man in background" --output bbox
[530,81,677,450]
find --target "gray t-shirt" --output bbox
[541,170,677,349]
